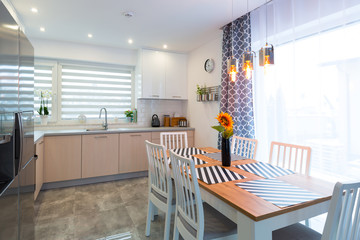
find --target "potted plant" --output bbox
[124,110,133,122]
[35,89,52,125]
[201,84,208,101]
[196,84,203,102]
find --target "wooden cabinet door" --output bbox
[44,136,81,183]
[35,139,44,200]
[165,52,187,99]
[119,132,151,173]
[82,134,119,178]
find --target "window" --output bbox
[34,60,134,123]
[60,64,132,120]
[34,63,54,116]
[251,1,360,183]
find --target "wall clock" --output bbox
[204,58,215,73]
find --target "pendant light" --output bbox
[242,0,256,80]
[259,1,274,70]
[227,0,239,82]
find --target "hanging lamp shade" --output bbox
[259,43,274,67]
[242,50,255,79]
[227,57,238,82]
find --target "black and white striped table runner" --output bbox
[195,165,246,184]
[236,179,323,208]
[172,147,207,156]
[235,161,294,179]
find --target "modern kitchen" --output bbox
[2,0,360,240]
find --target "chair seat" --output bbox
[178,203,237,239]
[273,223,322,240]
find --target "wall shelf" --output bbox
[196,85,220,102]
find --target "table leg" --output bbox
[237,213,272,240]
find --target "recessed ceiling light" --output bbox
[128,39,133,44]
[31,8,38,13]
[40,27,45,32]
[163,44,168,49]
[88,34,93,38]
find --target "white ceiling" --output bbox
[9,0,266,53]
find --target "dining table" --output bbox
[172,146,335,240]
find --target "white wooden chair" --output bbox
[231,136,258,159]
[169,151,237,240]
[160,131,188,149]
[269,141,311,176]
[145,140,174,240]
[273,181,360,240]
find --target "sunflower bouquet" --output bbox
[211,112,234,139]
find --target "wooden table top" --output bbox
[191,147,334,222]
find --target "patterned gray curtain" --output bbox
[219,13,255,148]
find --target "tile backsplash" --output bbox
[137,99,188,127]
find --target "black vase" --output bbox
[221,137,231,167]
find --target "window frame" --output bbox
[34,58,135,126]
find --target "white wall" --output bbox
[30,38,137,66]
[187,32,223,148]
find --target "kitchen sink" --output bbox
[85,128,108,132]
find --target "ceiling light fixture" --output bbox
[163,44,168,49]
[259,1,274,71]
[88,34,93,38]
[242,0,256,80]
[128,39,133,44]
[31,8,38,13]
[227,0,239,83]
[40,27,45,32]
[122,11,134,18]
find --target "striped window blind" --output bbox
[60,64,132,120]
[0,59,19,113]
[34,64,53,115]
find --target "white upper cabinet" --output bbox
[137,49,187,99]
[165,52,187,99]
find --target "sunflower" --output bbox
[216,112,233,130]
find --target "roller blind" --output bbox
[60,64,132,120]
[34,64,53,115]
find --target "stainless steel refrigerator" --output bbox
[0,1,35,239]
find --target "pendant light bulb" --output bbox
[227,57,238,82]
[242,50,255,80]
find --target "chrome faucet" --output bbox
[99,108,108,130]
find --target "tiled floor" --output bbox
[35,177,166,240]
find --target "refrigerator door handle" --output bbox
[0,134,11,144]
[15,112,24,169]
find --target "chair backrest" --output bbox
[322,181,360,240]
[269,141,311,176]
[170,151,204,240]
[160,131,188,149]
[145,140,172,202]
[231,136,258,159]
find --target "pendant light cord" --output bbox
[231,0,234,57]
[265,0,268,44]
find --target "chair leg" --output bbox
[164,205,172,240]
[145,200,153,236]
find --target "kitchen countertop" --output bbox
[34,127,195,144]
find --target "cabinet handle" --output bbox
[172,96,181,98]
[130,134,141,137]
[39,141,44,145]
[95,136,108,139]
[151,95,160,98]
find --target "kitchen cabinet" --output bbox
[164,52,187,99]
[82,134,119,178]
[138,49,187,99]
[151,130,194,147]
[44,136,81,183]
[34,139,44,200]
[119,132,151,173]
